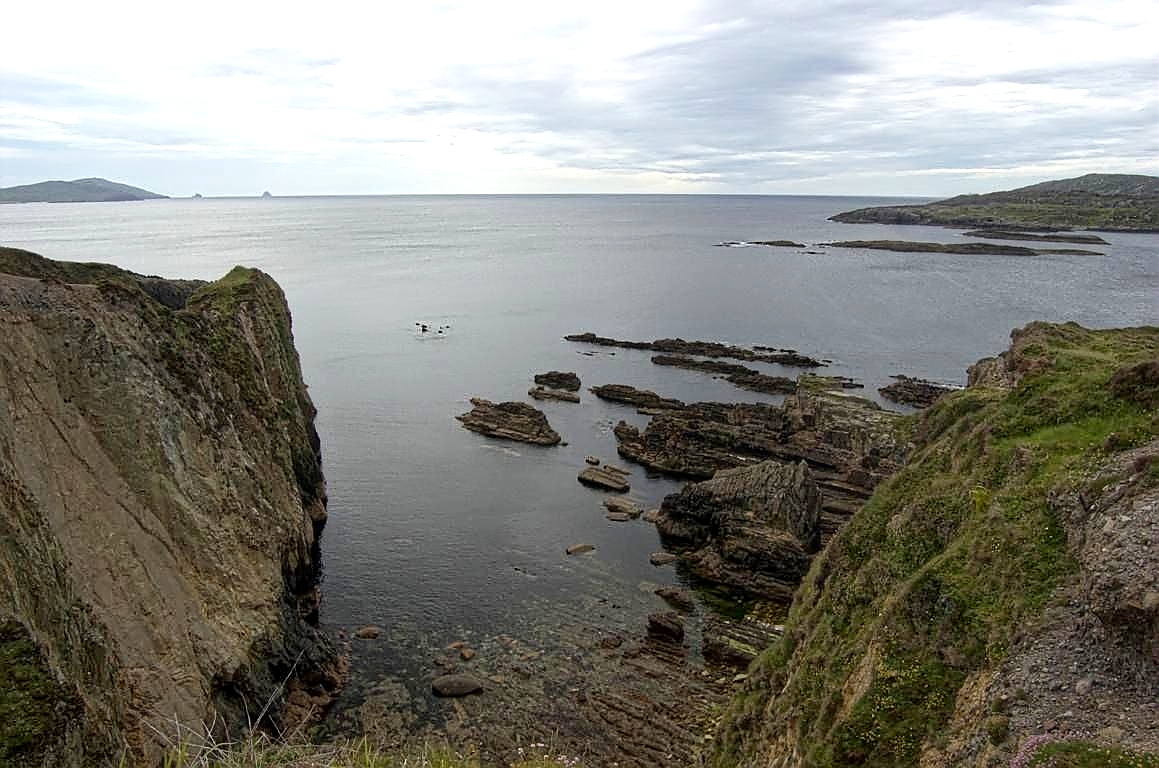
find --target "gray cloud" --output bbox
[1,1,1155,193]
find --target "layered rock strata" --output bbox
[0,248,340,767]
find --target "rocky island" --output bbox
[0,178,166,203]
[0,248,340,767]
[830,172,1159,231]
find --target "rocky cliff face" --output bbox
[712,322,1159,767]
[0,248,341,767]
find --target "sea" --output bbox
[3,194,1157,750]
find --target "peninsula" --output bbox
[831,173,1159,231]
[0,177,166,203]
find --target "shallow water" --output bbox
[4,194,1157,748]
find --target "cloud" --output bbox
[1,0,1155,194]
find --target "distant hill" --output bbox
[831,173,1159,231]
[0,178,167,203]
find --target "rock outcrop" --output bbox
[591,384,685,410]
[650,355,797,395]
[0,249,340,767]
[878,374,957,407]
[657,461,822,600]
[712,322,1159,768]
[578,465,631,492]
[613,385,908,542]
[528,386,580,403]
[456,399,562,445]
[533,371,581,391]
[566,333,824,368]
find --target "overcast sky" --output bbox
[2,0,1157,196]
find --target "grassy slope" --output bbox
[713,322,1159,767]
[830,174,1159,230]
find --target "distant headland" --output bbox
[0,178,167,204]
[831,173,1159,232]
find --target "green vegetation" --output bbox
[0,620,80,765]
[830,173,1159,231]
[1028,741,1159,768]
[154,737,584,768]
[713,322,1159,767]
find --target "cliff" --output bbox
[0,248,340,767]
[830,173,1159,231]
[713,322,1159,767]
[0,178,167,204]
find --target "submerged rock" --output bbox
[565,543,596,556]
[456,398,562,445]
[657,460,822,600]
[533,371,581,391]
[432,673,484,697]
[654,586,693,611]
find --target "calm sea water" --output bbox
[4,194,1157,730]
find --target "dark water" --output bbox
[4,194,1157,735]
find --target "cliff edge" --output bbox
[0,247,340,766]
[713,322,1159,767]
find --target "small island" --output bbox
[0,177,166,204]
[830,173,1159,231]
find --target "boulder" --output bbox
[456,398,562,445]
[432,674,484,697]
[565,543,595,556]
[355,625,384,640]
[533,371,581,391]
[656,460,822,600]
[578,466,630,492]
[649,552,678,566]
[605,511,633,522]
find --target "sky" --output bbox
[1,0,1157,197]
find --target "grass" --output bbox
[711,322,1159,767]
[150,734,584,768]
[0,619,80,766]
[1026,741,1159,768]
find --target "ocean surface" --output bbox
[3,194,1157,739]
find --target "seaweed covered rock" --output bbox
[0,249,339,767]
[657,461,821,600]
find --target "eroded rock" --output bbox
[656,460,822,600]
[533,371,581,391]
[578,466,630,492]
[456,398,562,445]
[528,386,580,403]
